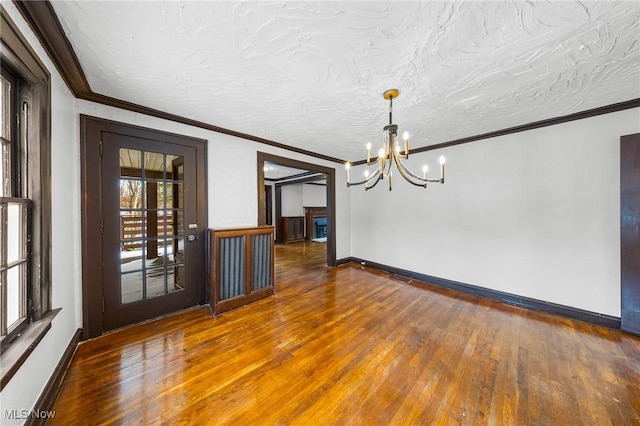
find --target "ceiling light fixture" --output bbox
[345,89,445,191]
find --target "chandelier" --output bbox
[346,89,445,191]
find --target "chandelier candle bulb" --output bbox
[366,142,372,164]
[422,165,428,180]
[345,162,351,184]
[439,156,445,182]
[403,131,409,158]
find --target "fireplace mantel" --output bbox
[304,206,327,241]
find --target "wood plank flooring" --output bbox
[50,241,640,425]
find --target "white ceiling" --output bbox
[52,1,640,162]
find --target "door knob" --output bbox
[187,234,196,242]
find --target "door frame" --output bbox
[80,115,208,339]
[274,174,327,242]
[621,132,640,335]
[257,152,336,267]
[264,184,273,225]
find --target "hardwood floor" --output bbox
[50,241,640,425]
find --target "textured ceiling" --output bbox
[52,1,640,161]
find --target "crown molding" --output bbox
[352,97,640,165]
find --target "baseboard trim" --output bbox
[26,328,82,426]
[335,257,353,266]
[345,257,621,330]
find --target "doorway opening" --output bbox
[257,152,336,267]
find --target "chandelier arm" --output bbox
[394,156,425,182]
[364,173,383,190]
[347,166,382,187]
[394,155,444,184]
[386,155,393,175]
[394,154,429,182]
[392,153,428,188]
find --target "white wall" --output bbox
[281,182,327,216]
[281,184,304,216]
[350,108,640,317]
[0,2,82,424]
[302,183,326,207]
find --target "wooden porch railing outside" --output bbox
[121,212,174,251]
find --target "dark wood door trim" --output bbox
[621,132,640,335]
[80,115,208,339]
[264,185,273,226]
[274,184,282,243]
[257,152,336,267]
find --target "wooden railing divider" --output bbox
[208,226,275,315]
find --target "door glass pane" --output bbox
[169,238,184,265]
[144,181,172,210]
[144,152,163,179]
[144,240,166,268]
[120,149,142,178]
[147,182,176,210]
[173,264,185,291]
[145,267,166,299]
[119,149,186,305]
[120,179,142,209]
[121,270,143,304]
[7,265,21,327]
[121,211,143,247]
[166,154,183,181]
[170,210,184,237]
[153,239,168,261]
[157,210,170,238]
[167,182,182,209]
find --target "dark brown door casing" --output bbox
[81,116,207,339]
[621,133,640,335]
[265,185,273,225]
